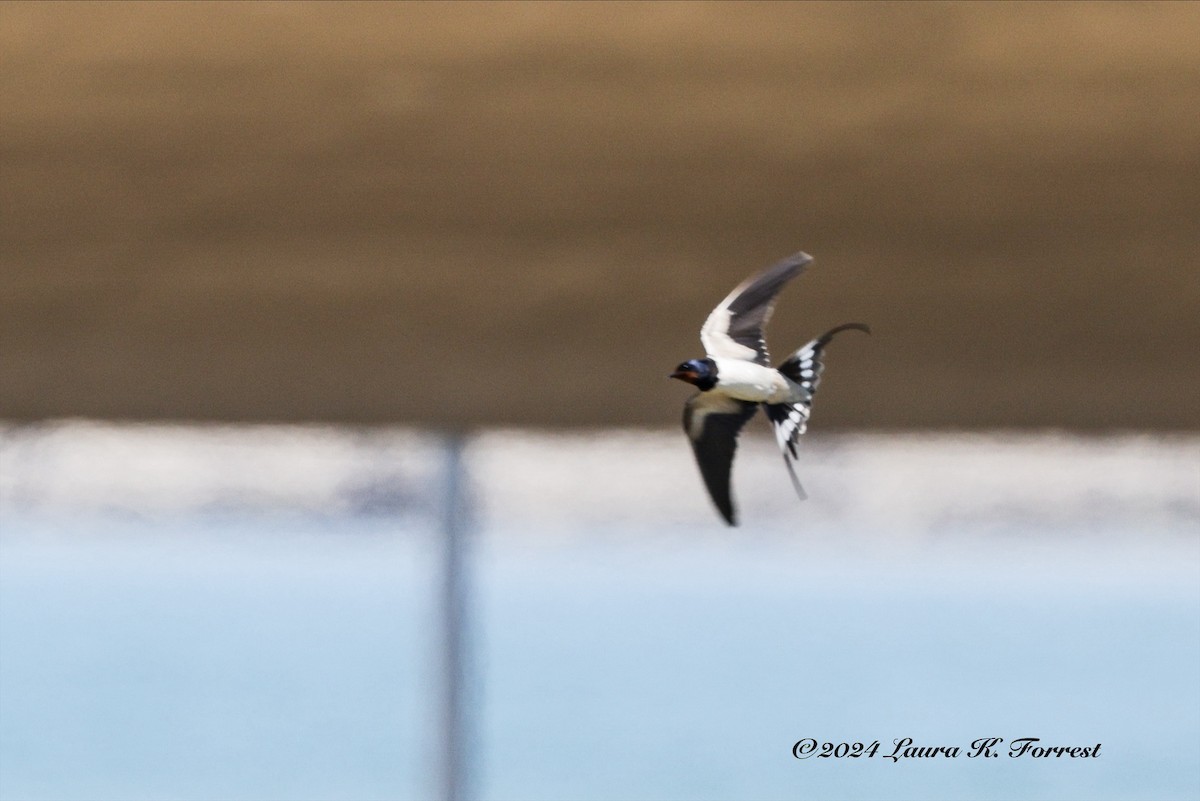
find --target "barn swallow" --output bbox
[670,251,868,525]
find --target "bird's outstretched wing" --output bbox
[683,393,759,526]
[767,322,871,498]
[700,251,812,366]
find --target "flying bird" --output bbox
[669,251,868,525]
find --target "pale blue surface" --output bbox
[1,514,1197,801]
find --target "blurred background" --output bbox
[1,3,1197,800]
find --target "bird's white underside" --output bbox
[707,357,798,405]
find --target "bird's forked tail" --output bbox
[766,322,870,499]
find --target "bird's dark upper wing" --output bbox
[700,251,812,366]
[683,393,759,526]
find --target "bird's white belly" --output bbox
[710,358,790,403]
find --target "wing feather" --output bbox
[682,394,759,525]
[700,251,812,365]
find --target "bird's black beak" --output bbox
[669,368,699,383]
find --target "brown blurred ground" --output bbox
[1,1,1198,430]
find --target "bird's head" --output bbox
[669,358,718,391]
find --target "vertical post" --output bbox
[439,431,470,801]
